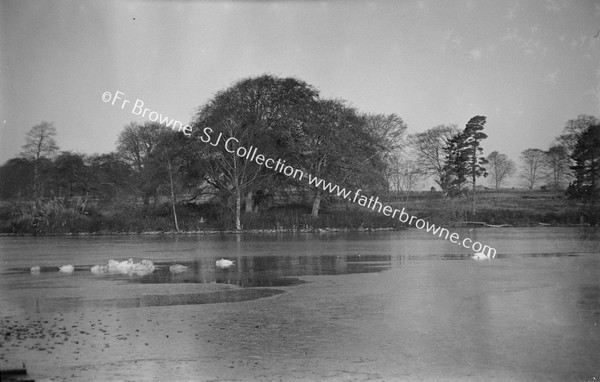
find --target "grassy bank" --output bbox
[0,190,595,235]
[403,189,591,226]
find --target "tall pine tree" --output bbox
[567,124,600,209]
[463,116,488,214]
[443,116,488,214]
[444,132,470,197]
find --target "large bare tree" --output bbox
[544,145,570,190]
[193,75,318,229]
[520,148,546,189]
[408,124,459,193]
[299,99,371,217]
[556,115,600,157]
[364,113,408,194]
[116,121,168,205]
[387,147,427,205]
[21,121,59,199]
[486,151,515,190]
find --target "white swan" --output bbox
[215,258,235,269]
[30,266,41,274]
[91,259,153,275]
[472,251,494,260]
[132,259,155,275]
[117,258,134,269]
[133,259,155,272]
[91,264,108,274]
[105,258,134,272]
[106,259,120,270]
[169,264,189,273]
[58,264,75,273]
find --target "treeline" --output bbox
[407,115,600,194]
[1,75,599,234]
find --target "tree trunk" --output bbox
[33,161,40,201]
[403,189,411,207]
[167,162,179,232]
[245,190,253,213]
[153,190,159,207]
[143,192,150,206]
[591,155,597,207]
[471,175,476,216]
[311,190,322,218]
[235,188,242,231]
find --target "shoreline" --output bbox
[0,223,595,237]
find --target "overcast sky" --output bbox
[1,0,599,173]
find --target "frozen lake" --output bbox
[1,227,599,381]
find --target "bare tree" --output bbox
[486,151,515,190]
[556,115,600,158]
[408,124,459,194]
[364,113,406,155]
[21,121,59,199]
[301,99,374,217]
[363,113,408,194]
[116,121,167,205]
[387,147,427,205]
[193,75,318,228]
[520,148,546,189]
[544,145,570,190]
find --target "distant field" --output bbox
[373,189,587,226]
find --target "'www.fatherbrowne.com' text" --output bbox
[307,173,496,257]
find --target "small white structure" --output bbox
[30,266,41,274]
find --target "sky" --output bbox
[1,0,599,181]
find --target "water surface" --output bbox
[1,227,599,381]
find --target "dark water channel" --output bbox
[1,227,599,311]
[2,253,393,311]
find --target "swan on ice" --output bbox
[216,258,235,268]
[58,264,75,273]
[169,264,189,273]
[472,251,495,260]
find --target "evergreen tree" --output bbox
[443,115,488,209]
[567,124,600,207]
[443,131,470,197]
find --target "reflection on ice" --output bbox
[132,255,393,287]
[3,254,395,287]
